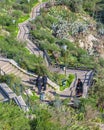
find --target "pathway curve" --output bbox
[0,58,59,90]
[16,2,94,99]
[17,3,48,65]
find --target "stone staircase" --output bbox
[0,58,94,101]
[17,2,50,67]
[0,58,59,91]
[14,96,29,112]
[82,70,94,98]
[30,3,46,19]
[0,2,94,101]
[0,58,60,101]
[0,60,34,86]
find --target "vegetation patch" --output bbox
[60,74,75,91]
[0,1,104,129]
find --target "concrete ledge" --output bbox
[0,83,16,99]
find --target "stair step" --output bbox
[6,67,19,75]
[22,76,30,81]
[0,61,7,67]
[1,64,13,72]
[0,62,10,68]
[11,68,20,74]
[15,70,22,76]
[18,73,29,79]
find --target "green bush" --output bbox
[29,103,64,130]
[60,74,75,91]
[0,74,21,86]
[0,103,30,130]
[12,3,29,13]
[0,36,44,74]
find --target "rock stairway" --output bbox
[17,2,49,66]
[0,57,94,101]
[0,59,60,101]
[0,58,59,91]
[0,60,33,86]
[82,70,94,98]
[58,70,92,99]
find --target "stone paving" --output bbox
[0,59,59,90]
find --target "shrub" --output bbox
[0,103,30,130]
[60,74,75,91]
[12,3,29,13]
[0,36,44,74]
[98,58,104,67]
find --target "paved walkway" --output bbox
[0,58,59,90]
[16,2,94,100]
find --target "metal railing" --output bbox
[13,96,29,112]
[0,58,59,90]
[43,50,52,66]
[83,71,89,86]
[69,73,77,97]
[87,70,95,87]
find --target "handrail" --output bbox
[43,50,52,66]
[13,96,29,112]
[69,73,77,97]
[0,58,59,90]
[87,70,95,87]
[83,71,89,87]
[0,58,37,77]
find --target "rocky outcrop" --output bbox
[78,33,104,57]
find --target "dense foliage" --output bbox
[30,5,96,68]
[0,103,30,130]
[0,0,50,76]
[0,98,102,130]
[0,36,44,73]
[0,0,104,130]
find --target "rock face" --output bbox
[78,33,104,57]
[0,29,10,36]
[79,34,97,49]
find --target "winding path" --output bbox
[17,2,94,99]
[0,2,94,100]
[17,3,46,60]
[0,58,59,90]
[0,2,103,129]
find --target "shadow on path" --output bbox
[49,91,70,98]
